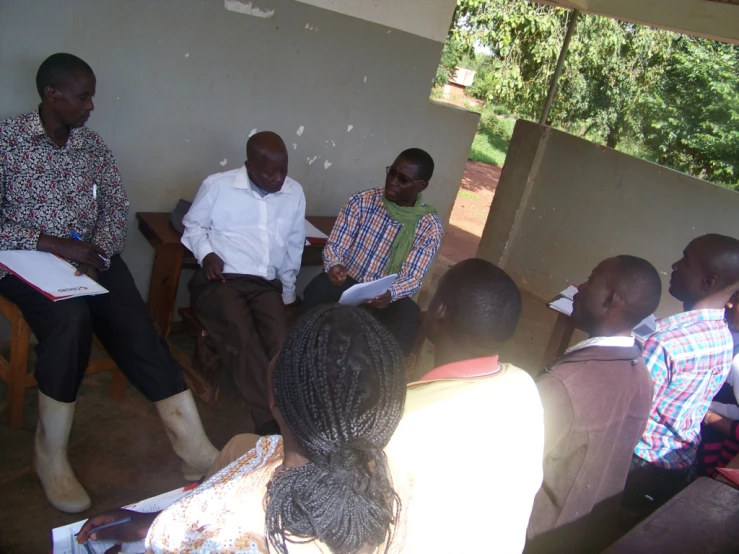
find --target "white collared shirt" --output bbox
[565,335,636,354]
[181,166,306,304]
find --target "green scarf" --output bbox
[382,193,438,275]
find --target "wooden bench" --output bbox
[0,295,126,428]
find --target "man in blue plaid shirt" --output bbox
[301,149,442,354]
[623,234,739,517]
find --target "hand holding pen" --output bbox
[70,231,110,266]
[76,508,159,546]
[35,233,109,271]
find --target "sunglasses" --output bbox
[385,166,424,187]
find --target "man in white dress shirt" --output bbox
[182,131,305,434]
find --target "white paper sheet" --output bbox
[304,219,328,239]
[52,486,193,554]
[632,313,657,341]
[339,274,398,306]
[549,297,574,316]
[0,251,108,301]
[559,285,579,300]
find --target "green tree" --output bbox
[434,37,466,87]
[640,36,739,185]
[445,0,739,186]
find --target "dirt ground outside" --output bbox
[418,160,501,310]
[441,160,501,263]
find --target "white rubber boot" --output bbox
[35,392,91,513]
[155,390,218,481]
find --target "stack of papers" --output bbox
[548,285,657,341]
[52,485,196,553]
[305,219,329,247]
[0,251,108,301]
[339,274,398,306]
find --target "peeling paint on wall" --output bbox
[220,159,228,166]
[324,160,332,169]
[296,125,304,136]
[248,128,258,137]
[292,143,297,150]
[224,0,275,18]
[347,125,353,132]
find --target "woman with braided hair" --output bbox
[77,304,408,553]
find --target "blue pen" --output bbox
[70,231,110,265]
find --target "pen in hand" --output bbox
[75,515,133,538]
[69,230,110,265]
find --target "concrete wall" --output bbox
[478,120,739,317]
[0,0,479,307]
[296,0,457,42]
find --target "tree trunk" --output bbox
[606,129,619,149]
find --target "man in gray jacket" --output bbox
[526,256,660,553]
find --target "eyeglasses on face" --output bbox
[386,166,424,187]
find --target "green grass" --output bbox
[468,115,516,166]
[457,190,477,200]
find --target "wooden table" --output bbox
[604,477,739,554]
[136,212,336,337]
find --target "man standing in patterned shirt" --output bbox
[0,53,217,513]
[300,149,443,354]
[624,234,739,517]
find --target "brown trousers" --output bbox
[190,272,287,430]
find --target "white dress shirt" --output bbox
[181,166,306,304]
[565,335,635,354]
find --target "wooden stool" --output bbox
[0,295,126,428]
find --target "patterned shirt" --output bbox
[323,188,442,300]
[146,435,409,553]
[0,111,129,278]
[634,309,733,470]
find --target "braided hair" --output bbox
[265,304,406,554]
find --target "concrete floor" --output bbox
[0,282,580,554]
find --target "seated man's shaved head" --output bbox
[246,131,287,161]
[426,258,521,365]
[613,255,663,327]
[398,148,435,181]
[572,256,662,337]
[36,53,96,132]
[36,53,94,99]
[671,234,739,310]
[245,131,289,194]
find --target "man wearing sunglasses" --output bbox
[301,148,442,355]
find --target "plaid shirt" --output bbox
[323,188,442,300]
[634,309,733,469]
